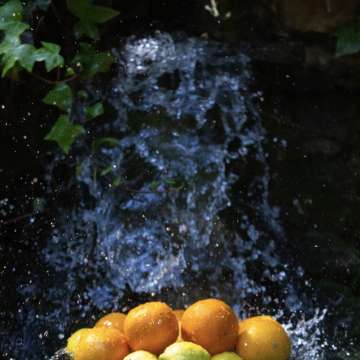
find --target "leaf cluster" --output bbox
[0,0,63,76]
[0,0,119,153]
[336,19,360,57]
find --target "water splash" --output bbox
[9,33,347,359]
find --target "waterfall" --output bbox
[6,33,339,359]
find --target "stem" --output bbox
[29,72,78,85]
[51,1,65,28]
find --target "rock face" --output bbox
[110,0,359,33]
[278,0,359,33]
[259,69,360,350]
[108,0,360,70]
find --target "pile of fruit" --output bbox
[66,299,291,360]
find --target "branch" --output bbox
[29,72,78,85]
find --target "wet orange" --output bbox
[174,309,185,341]
[174,309,185,322]
[124,301,179,354]
[236,316,291,360]
[70,327,130,360]
[67,328,92,356]
[181,299,239,355]
[95,312,126,333]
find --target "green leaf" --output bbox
[74,20,99,40]
[112,176,122,187]
[336,20,360,57]
[34,42,64,72]
[85,102,104,120]
[163,177,184,190]
[73,42,113,78]
[67,0,119,40]
[150,181,160,192]
[0,2,63,76]
[67,0,119,24]
[0,17,33,75]
[0,0,23,22]
[165,178,177,186]
[43,83,73,112]
[0,20,28,41]
[100,164,113,176]
[75,160,84,177]
[0,1,27,57]
[91,137,119,151]
[66,67,75,77]
[1,43,36,75]
[77,89,88,99]
[45,115,85,154]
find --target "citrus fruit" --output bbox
[159,341,211,360]
[181,299,238,354]
[236,316,291,360]
[124,350,158,360]
[174,310,185,322]
[212,352,243,360]
[95,312,126,333]
[174,310,185,341]
[67,328,92,356]
[70,327,130,360]
[124,301,179,354]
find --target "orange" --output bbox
[70,327,130,360]
[124,301,179,354]
[236,316,291,360]
[67,328,92,356]
[174,309,185,322]
[181,299,239,355]
[174,309,185,341]
[95,312,126,333]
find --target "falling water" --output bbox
[2,33,352,359]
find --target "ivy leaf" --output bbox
[0,2,27,48]
[91,137,119,151]
[67,0,119,24]
[77,89,88,99]
[0,2,63,75]
[0,0,23,22]
[150,181,160,192]
[0,14,32,75]
[45,115,85,154]
[336,20,360,57]
[73,42,113,78]
[74,21,99,40]
[67,0,119,40]
[35,42,64,72]
[66,66,76,77]
[1,43,36,75]
[0,20,28,43]
[112,176,122,187]
[100,164,113,176]
[43,83,73,112]
[85,102,104,120]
